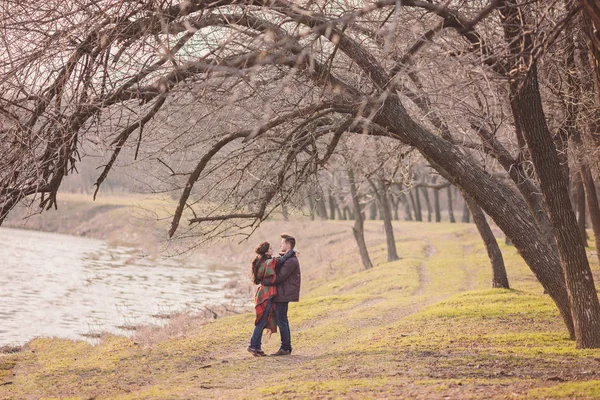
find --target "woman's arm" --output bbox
[263,250,297,286]
[275,249,295,268]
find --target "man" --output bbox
[263,233,301,356]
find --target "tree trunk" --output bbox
[281,202,289,221]
[581,0,600,106]
[348,168,373,270]
[307,196,315,221]
[390,192,400,220]
[501,2,600,348]
[581,166,600,257]
[402,192,413,221]
[369,200,378,220]
[421,187,432,222]
[570,15,600,248]
[447,186,456,223]
[575,173,588,246]
[413,188,423,221]
[334,196,344,220]
[461,199,471,223]
[378,201,385,221]
[433,188,441,222]
[562,13,600,254]
[369,179,399,261]
[343,205,352,220]
[316,193,328,220]
[464,194,509,289]
[329,193,337,220]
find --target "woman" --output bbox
[248,241,294,356]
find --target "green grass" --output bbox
[3,221,600,399]
[530,380,600,398]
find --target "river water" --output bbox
[0,227,246,345]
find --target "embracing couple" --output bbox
[248,233,300,357]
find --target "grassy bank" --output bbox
[3,198,600,398]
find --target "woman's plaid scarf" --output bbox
[254,258,278,334]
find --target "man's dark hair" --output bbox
[281,233,296,249]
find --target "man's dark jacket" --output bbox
[265,251,301,302]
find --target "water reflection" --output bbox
[0,227,244,345]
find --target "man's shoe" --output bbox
[271,349,291,356]
[247,347,263,357]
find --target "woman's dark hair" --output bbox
[251,241,270,284]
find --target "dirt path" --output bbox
[171,227,600,399]
[414,241,434,297]
[184,237,494,399]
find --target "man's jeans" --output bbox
[275,301,292,352]
[249,299,272,350]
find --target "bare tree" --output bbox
[464,194,509,289]
[347,167,373,270]
[499,0,600,348]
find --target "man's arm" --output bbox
[262,254,297,286]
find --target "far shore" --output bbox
[3,192,397,287]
